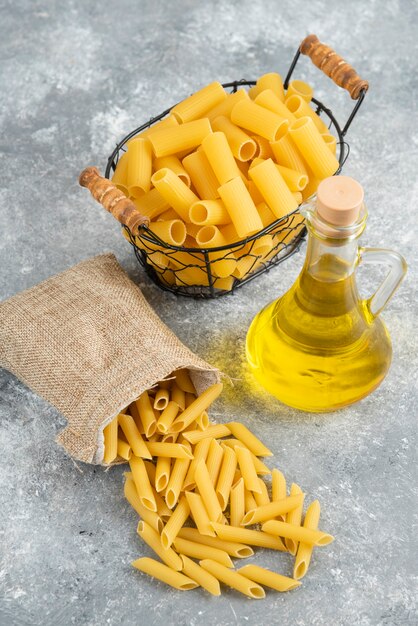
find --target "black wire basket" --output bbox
[105,36,367,298]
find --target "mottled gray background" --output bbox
[0,0,417,625]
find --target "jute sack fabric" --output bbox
[0,253,220,464]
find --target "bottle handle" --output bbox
[358,247,407,318]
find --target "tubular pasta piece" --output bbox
[171,382,186,411]
[194,459,223,523]
[165,454,191,509]
[276,164,308,191]
[155,455,171,493]
[289,117,339,179]
[184,491,216,537]
[250,134,274,160]
[206,88,249,122]
[138,115,179,138]
[321,132,337,155]
[215,446,238,510]
[153,155,191,187]
[117,437,132,461]
[230,477,245,527]
[174,537,233,568]
[189,199,231,226]
[270,134,308,175]
[221,439,271,475]
[286,79,313,103]
[206,438,224,485]
[156,401,180,434]
[161,495,190,549]
[235,445,262,493]
[253,478,270,507]
[129,456,157,512]
[148,219,187,246]
[212,116,257,162]
[136,391,157,438]
[218,176,263,238]
[226,422,273,457]
[127,137,152,198]
[177,527,254,558]
[284,483,305,554]
[195,225,237,278]
[244,489,257,513]
[231,99,289,142]
[211,523,286,551]
[272,469,287,521]
[174,369,196,394]
[254,89,296,124]
[111,151,129,196]
[137,521,183,570]
[123,475,163,534]
[103,416,118,464]
[180,555,221,596]
[147,118,212,158]
[151,168,199,222]
[183,438,211,491]
[131,557,198,590]
[146,442,194,459]
[249,73,285,102]
[238,564,301,592]
[262,519,334,547]
[249,158,298,219]
[241,494,304,526]
[171,383,223,432]
[153,388,170,411]
[201,131,241,185]
[293,500,321,579]
[118,413,152,459]
[182,150,220,200]
[285,94,329,134]
[171,81,227,123]
[199,559,265,599]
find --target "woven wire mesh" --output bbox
[106,78,350,299]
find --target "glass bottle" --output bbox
[246,176,407,412]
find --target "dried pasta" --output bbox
[132,557,198,590]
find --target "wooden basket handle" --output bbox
[79,167,149,236]
[300,34,369,100]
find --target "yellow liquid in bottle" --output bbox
[246,254,392,412]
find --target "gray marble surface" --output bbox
[1,1,417,625]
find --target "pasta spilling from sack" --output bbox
[103,368,334,598]
[111,74,339,288]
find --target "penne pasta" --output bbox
[261,519,334,547]
[156,401,180,434]
[151,168,199,222]
[161,495,190,548]
[286,79,313,103]
[103,416,118,464]
[271,469,287,521]
[194,459,223,523]
[235,445,262,493]
[189,199,231,226]
[226,422,272,457]
[180,555,221,596]
[241,494,304,526]
[137,521,185,570]
[206,438,224,486]
[174,369,196,394]
[165,454,191,509]
[215,446,237,510]
[177,527,253,558]
[183,437,212,491]
[229,477,245,527]
[284,483,305,554]
[184,490,216,536]
[182,423,231,445]
[136,391,158,438]
[129,455,157,512]
[127,137,152,198]
[124,475,164,534]
[171,81,226,123]
[153,155,191,187]
[171,382,186,411]
[231,99,289,142]
[146,442,194,459]
[218,176,263,238]
[199,560,265,599]
[238,564,301,592]
[289,117,340,180]
[195,409,209,430]
[155,455,171,493]
[153,388,170,411]
[118,413,152,459]
[249,158,298,220]
[174,536,233,568]
[212,116,257,162]
[131,557,198,590]
[211,523,286,551]
[171,383,223,432]
[221,439,271,475]
[293,500,321,579]
[253,477,270,507]
[117,437,132,461]
[244,489,257,513]
[147,117,212,158]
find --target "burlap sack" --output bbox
[0,253,220,464]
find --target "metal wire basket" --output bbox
[105,35,368,298]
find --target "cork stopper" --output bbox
[317,176,364,226]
